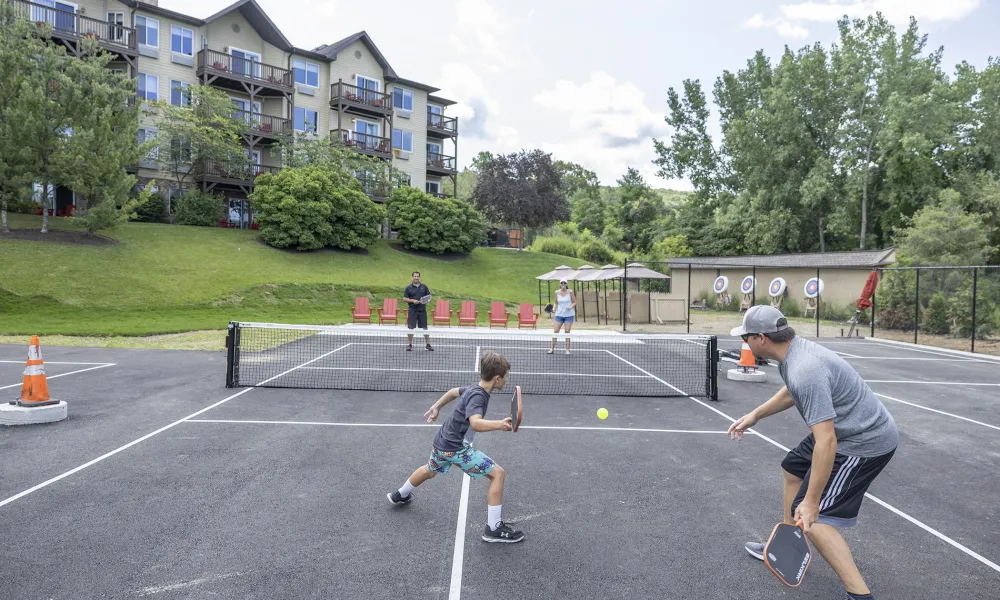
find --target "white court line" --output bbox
[867,380,1000,387]
[0,360,111,365]
[0,363,115,391]
[449,474,471,600]
[0,345,350,510]
[841,357,984,362]
[866,341,998,363]
[603,349,1000,575]
[835,351,862,358]
[300,366,652,379]
[185,419,731,434]
[873,393,1000,432]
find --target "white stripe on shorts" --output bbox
[820,456,860,512]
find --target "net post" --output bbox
[914,268,920,345]
[815,267,820,338]
[622,259,628,332]
[971,267,978,353]
[709,335,719,401]
[225,321,240,388]
[686,265,691,334]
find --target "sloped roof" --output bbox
[668,247,897,269]
[314,31,398,79]
[204,0,292,51]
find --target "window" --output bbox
[231,48,262,78]
[428,104,443,127]
[107,12,125,42]
[170,81,190,107]
[392,129,412,152]
[136,16,158,48]
[293,59,319,87]
[426,181,440,195]
[427,142,441,156]
[294,107,318,133]
[137,73,158,101]
[356,76,380,103]
[138,128,158,160]
[171,25,193,56]
[393,87,413,112]
[170,137,191,163]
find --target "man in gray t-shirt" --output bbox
[728,306,897,600]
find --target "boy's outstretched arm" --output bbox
[424,387,462,422]
[468,414,513,433]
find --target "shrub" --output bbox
[579,239,616,264]
[251,166,385,251]
[175,190,223,226]
[387,187,484,254]
[135,192,169,223]
[530,236,579,257]
[923,293,951,335]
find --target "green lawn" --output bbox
[0,214,570,338]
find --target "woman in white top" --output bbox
[548,279,577,355]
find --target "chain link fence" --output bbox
[602,260,1000,357]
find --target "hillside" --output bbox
[0,214,572,338]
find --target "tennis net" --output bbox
[225,322,719,399]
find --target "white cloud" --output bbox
[451,0,510,72]
[531,72,669,185]
[742,13,809,39]
[436,62,518,151]
[745,0,980,39]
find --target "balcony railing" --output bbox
[331,81,391,113]
[12,0,137,52]
[201,161,281,183]
[234,110,291,138]
[427,111,458,136]
[427,152,457,173]
[335,129,391,156]
[198,49,293,90]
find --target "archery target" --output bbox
[741,276,755,294]
[714,276,729,294]
[804,278,825,298]
[769,278,787,297]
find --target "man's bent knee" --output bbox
[487,465,505,480]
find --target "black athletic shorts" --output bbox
[782,434,895,528]
[407,309,427,330]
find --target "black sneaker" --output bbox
[387,491,412,505]
[406,344,412,352]
[482,521,524,543]
[426,344,434,351]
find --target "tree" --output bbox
[53,39,150,234]
[387,187,485,254]
[555,160,606,234]
[470,150,568,244]
[278,135,408,198]
[250,166,385,251]
[152,85,246,201]
[613,168,660,253]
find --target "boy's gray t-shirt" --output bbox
[778,337,898,457]
[433,385,490,452]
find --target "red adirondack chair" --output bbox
[432,300,453,326]
[517,303,539,329]
[489,302,510,328]
[377,298,400,325]
[457,301,478,327]
[352,297,372,324]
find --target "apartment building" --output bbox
[17,0,458,229]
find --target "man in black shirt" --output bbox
[403,271,433,351]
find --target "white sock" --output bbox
[399,480,415,497]
[488,504,502,530]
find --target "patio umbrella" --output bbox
[856,269,880,310]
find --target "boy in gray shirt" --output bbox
[386,350,524,543]
[728,306,898,600]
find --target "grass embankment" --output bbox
[0,214,564,346]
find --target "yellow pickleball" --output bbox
[597,408,609,420]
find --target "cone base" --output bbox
[726,368,768,383]
[1,400,68,426]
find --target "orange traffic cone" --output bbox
[738,342,757,372]
[17,336,57,407]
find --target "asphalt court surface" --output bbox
[1,337,999,599]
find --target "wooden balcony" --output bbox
[13,0,137,56]
[334,129,391,160]
[427,111,458,138]
[427,152,457,176]
[354,174,392,203]
[330,81,392,117]
[198,161,281,187]
[235,110,291,142]
[197,49,293,96]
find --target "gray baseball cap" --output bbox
[730,305,790,337]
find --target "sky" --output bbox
[164,0,1000,190]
